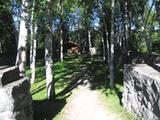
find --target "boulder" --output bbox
[122,64,160,120]
[0,66,33,120]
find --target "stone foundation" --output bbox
[122,64,160,120]
[0,66,33,120]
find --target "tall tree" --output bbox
[88,30,92,57]
[16,0,29,76]
[30,0,37,84]
[30,24,37,84]
[96,0,110,64]
[58,0,64,62]
[45,0,55,99]
[109,0,115,88]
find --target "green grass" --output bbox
[27,55,86,100]
[26,54,137,120]
[85,60,137,120]
[97,86,137,120]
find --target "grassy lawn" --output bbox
[26,54,137,120]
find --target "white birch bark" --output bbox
[88,30,94,60]
[45,32,54,99]
[30,38,33,68]
[60,29,63,62]
[59,0,64,62]
[88,30,92,49]
[29,0,35,69]
[30,0,35,68]
[29,0,37,84]
[30,25,37,84]
[16,0,29,77]
[45,0,55,99]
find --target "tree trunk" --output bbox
[123,0,129,64]
[102,27,109,64]
[96,0,109,64]
[45,0,55,100]
[30,24,37,84]
[30,38,33,68]
[88,30,92,51]
[29,0,35,69]
[106,30,110,66]
[16,0,29,77]
[0,42,2,53]
[45,32,55,99]
[60,28,63,62]
[109,0,115,88]
[88,30,93,60]
[101,37,106,61]
[59,0,64,62]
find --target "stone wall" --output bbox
[122,64,160,120]
[0,66,33,120]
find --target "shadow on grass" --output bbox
[33,99,66,120]
[86,59,124,106]
[56,67,88,97]
[115,87,123,106]
[30,54,125,120]
[56,56,124,106]
[35,68,45,83]
[87,60,109,90]
[30,55,90,120]
[54,55,90,97]
[31,83,46,95]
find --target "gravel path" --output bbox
[63,85,119,120]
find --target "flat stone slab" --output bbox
[0,66,20,87]
[0,66,8,69]
[130,64,160,81]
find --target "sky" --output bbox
[12,0,21,30]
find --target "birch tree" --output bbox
[45,0,55,99]
[29,0,37,84]
[59,0,64,62]
[16,0,29,77]
[88,30,92,55]
[30,25,37,84]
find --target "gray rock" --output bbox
[0,66,33,120]
[0,66,20,86]
[122,64,160,120]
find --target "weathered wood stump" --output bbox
[0,66,33,120]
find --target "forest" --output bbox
[0,0,160,120]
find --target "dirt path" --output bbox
[62,85,119,120]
